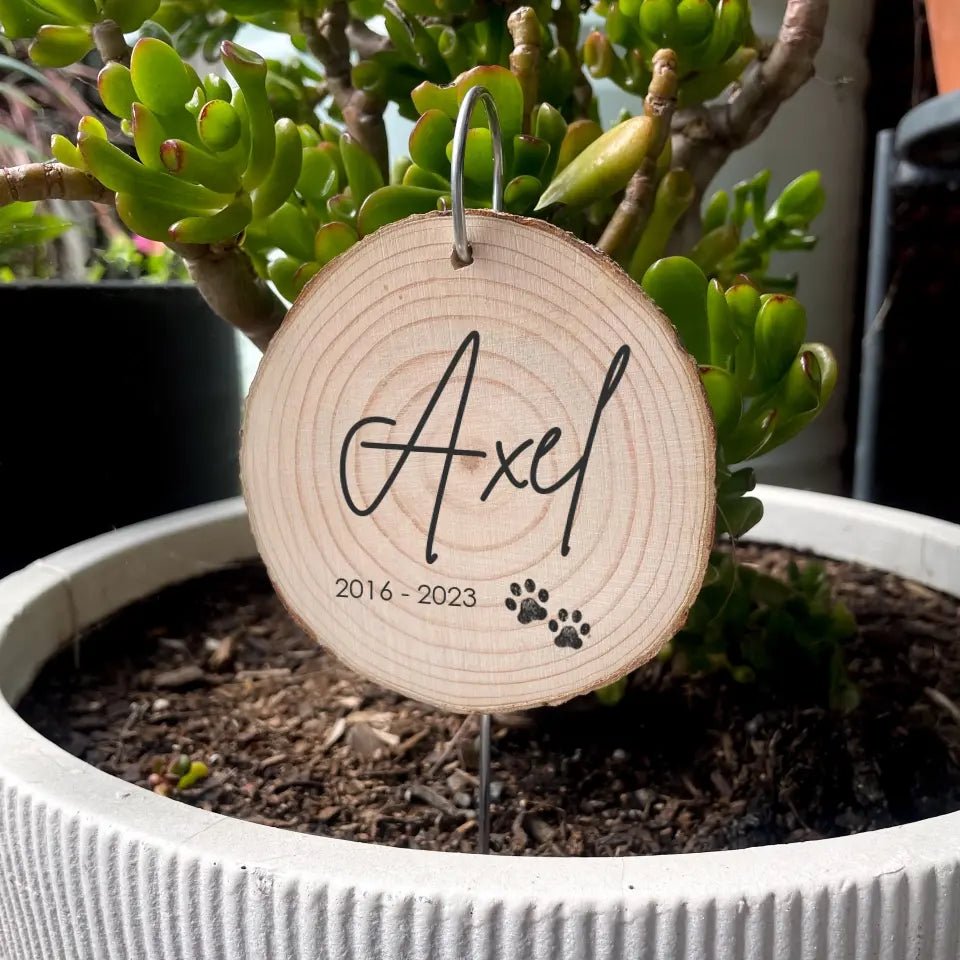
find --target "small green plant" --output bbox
[0,0,848,707]
[147,753,210,796]
[0,199,71,278]
[86,230,190,280]
[670,552,858,711]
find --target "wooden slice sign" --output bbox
[242,211,715,713]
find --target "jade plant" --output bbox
[0,0,851,705]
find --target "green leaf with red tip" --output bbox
[725,281,761,335]
[778,350,822,416]
[723,407,778,464]
[115,191,182,242]
[454,66,523,143]
[29,24,92,66]
[326,192,356,224]
[97,62,136,122]
[222,39,275,190]
[160,138,242,194]
[554,119,602,176]
[267,255,304,302]
[130,37,196,115]
[504,175,541,215]
[314,220,357,265]
[444,126,493,189]
[642,256,711,365]
[297,145,339,208]
[340,132,384,206]
[533,103,567,184]
[101,0,161,32]
[50,132,83,169]
[131,102,167,170]
[197,99,242,153]
[252,117,302,219]
[764,343,838,452]
[698,365,741,438]
[292,260,320,296]
[263,201,316,261]
[402,164,449,190]
[409,109,453,177]
[80,133,230,211]
[77,114,106,140]
[754,294,806,389]
[512,135,549,179]
[707,278,738,365]
[411,79,458,118]
[357,185,445,237]
[169,195,253,244]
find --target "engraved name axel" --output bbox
[339,331,630,564]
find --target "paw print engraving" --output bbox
[505,579,549,624]
[549,608,590,650]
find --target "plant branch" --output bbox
[553,0,592,119]
[0,161,113,205]
[347,19,391,59]
[171,241,287,351]
[597,49,677,261]
[92,19,130,65]
[670,0,829,248]
[508,7,540,135]
[300,5,389,177]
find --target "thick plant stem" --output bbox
[0,161,112,205]
[670,0,830,250]
[301,6,389,178]
[597,49,677,262]
[508,7,540,135]
[347,19,391,59]
[553,0,592,119]
[172,242,287,351]
[627,169,694,280]
[92,19,130,65]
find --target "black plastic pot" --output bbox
[0,282,242,576]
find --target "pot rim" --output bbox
[2,485,959,904]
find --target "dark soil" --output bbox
[17,546,960,856]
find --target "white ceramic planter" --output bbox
[2,487,960,960]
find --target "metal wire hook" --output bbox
[450,86,505,266]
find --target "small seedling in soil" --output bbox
[147,753,209,797]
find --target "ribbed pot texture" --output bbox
[2,488,960,959]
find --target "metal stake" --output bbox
[478,713,492,854]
